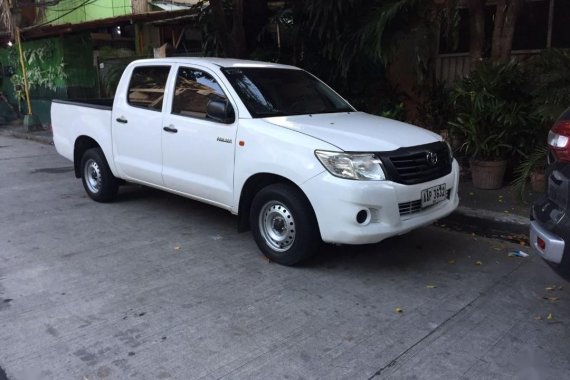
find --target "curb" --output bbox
[0,128,53,145]
[442,206,530,236]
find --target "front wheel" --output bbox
[250,184,320,266]
[80,148,119,202]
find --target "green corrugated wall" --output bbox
[41,0,132,25]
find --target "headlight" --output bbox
[315,150,386,180]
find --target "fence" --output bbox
[436,50,542,83]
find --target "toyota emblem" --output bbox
[426,151,438,166]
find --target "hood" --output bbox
[262,112,441,152]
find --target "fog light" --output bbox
[537,237,546,251]
[356,210,368,224]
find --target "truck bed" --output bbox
[51,99,115,174]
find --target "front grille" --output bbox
[377,141,452,185]
[398,189,452,217]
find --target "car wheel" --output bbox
[80,148,119,202]
[250,183,320,265]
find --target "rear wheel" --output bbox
[80,148,119,202]
[250,184,319,265]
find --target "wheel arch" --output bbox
[74,136,102,178]
[237,173,318,233]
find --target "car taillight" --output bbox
[537,236,546,251]
[548,120,570,163]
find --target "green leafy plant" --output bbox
[512,145,548,200]
[449,114,512,160]
[527,49,570,120]
[416,80,453,132]
[379,101,405,121]
[448,61,538,160]
[23,41,54,65]
[189,0,232,56]
[11,59,67,92]
[9,41,67,105]
[10,74,25,111]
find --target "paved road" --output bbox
[0,135,569,380]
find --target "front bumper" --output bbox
[301,159,460,244]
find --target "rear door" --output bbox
[112,65,171,185]
[161,65,238,207]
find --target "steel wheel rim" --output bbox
[84,159,102,194]
[259,201,296,252]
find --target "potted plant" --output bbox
[449,62,535,190]
[449,112,511,189]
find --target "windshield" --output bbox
[221,68,354,118]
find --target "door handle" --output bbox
[163,125,178,133]
[116,117,128,124]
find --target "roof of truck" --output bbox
[131,57,301,70]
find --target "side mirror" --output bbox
[206,99,235,124]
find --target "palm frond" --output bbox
[0,0,13,37]
[512,145,548,200]
[337,0,423,76]
[299,0,431,79]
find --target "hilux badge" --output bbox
[217,137,233,144]
[426,151,438,166]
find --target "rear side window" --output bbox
[171,67,228,120]
[127,66,171,111]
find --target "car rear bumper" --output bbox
[530,220,566,264]
[531,186,570,270]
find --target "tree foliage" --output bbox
[193,0,268,58]
[295,0,443,79]
[527,49,570,119]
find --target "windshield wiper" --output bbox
[307,108,353,115]
[255,111,287,117]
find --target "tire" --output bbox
[80,148,119,202]
[250,183,320,266]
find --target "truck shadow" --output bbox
[304,231,457,272]
[112,184,470,272]
[113,183,237,227]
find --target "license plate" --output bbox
[421,183,447,208]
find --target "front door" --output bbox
[113,65,171,185]
[161,66,237,207]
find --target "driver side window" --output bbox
[171,67,228,120]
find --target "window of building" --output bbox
[171,67,228,120]
[552,0,570,48]
[439,0,570,54]
[512,0,549,50]
[127,66,171,111]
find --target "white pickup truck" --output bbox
[52,57,459,265]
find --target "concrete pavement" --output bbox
[0,135,569,380]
